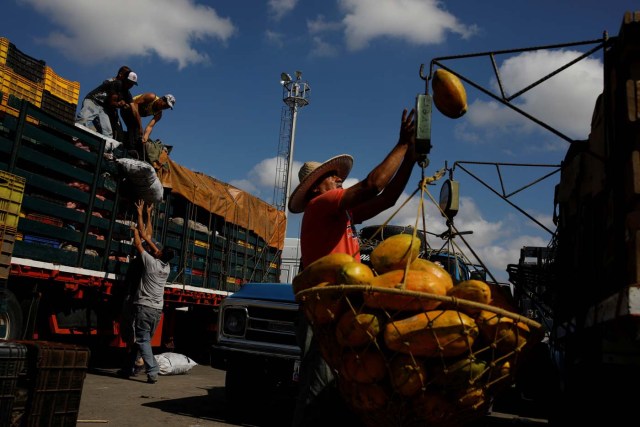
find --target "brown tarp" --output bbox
[157,156,287,251]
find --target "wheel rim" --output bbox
[0,313,9,340]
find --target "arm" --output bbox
[142,112,162,143]
[132,93,156,138]
[341,109,416,213]
[133,227,145,255]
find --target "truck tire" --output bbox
[225,362,266,404]
[0,288,23,340]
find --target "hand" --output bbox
[399,108,416,145]
[146,203,154,214]
[135,199,144,213]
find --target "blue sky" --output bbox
[2,0,635,281]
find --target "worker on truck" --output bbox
[288,108,419,426]
[121,93,175,159]
[76,66,139,141]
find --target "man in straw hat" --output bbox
[290,108,419,427]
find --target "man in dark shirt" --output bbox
[76,66,139,140]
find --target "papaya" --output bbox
[431,68,468,119]
[336,310,381,348]
[339,350,387,384]
[456,387,487,410]
[413,392,456,425]
[410,258,454,291]
[475,310,530,355]
[384,310,479,358]
[292,252,355,293]
[431,356,488,391]
[389,355,426,397]
[370,234,421,274]
[301,282,346,325]
[339,381,388,411]
[339,261,375,285]
[447,279,492,314]
[363,269,448,311]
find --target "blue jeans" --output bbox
[129,304,162,378]
[76,98,114,138]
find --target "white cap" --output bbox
[163,94,175,109]
[127,71,138,85]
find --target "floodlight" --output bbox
[295,70,302,80]
[281,72,292,82]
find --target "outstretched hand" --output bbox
[135,199,144,213]
[399,108,416,144]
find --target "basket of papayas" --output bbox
[294,234,543,427]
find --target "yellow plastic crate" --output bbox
[194,239,210,249]
[43,66,80,105]
[0,64,42,107]
[0,170,26,229]
[0,102,39,125]
[0,38,8,66]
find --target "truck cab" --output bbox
[210,282,300,410]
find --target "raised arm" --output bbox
[341,109,417,214]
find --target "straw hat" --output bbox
[288,154,353,213]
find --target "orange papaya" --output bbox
[410,258,454,291]
[384,310,478,358]
[363,269,448,311]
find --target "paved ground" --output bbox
[77,361,548,427]
[77,363,295,427]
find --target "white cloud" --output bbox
[465,49,603,141]
[338,0,477,50]
[309,36,340,58]
[307,15,343,34]
[268,0,299,21]
[21,0,236,69]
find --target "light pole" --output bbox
[274,71,310,219]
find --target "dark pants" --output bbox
[292,313,363,427]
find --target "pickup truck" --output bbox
[210,281,301,411]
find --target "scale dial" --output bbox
[439,179,459,219]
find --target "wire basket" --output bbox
[296,284,543,427]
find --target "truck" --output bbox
[0,49,287,361]
[212,10,640,426]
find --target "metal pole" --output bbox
[283,104,298,221]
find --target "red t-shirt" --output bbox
[300,188,360,267]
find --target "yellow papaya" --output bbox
[363,269,447,311]
[339,381,388,411]
[410,258,454,291]
[389,355,426,397]
[302,282,346,325]
[384,310,478,358]
[292,252,355,293]
[339,261,374,285]
[475,310,530,355]
[370,234,421,274]
[335,310,380,348]
[432,68,468,119]
[339,350,387,384]
[431,356,488,391]
[447,279,492,314]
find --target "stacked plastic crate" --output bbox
[0,171,25,281]
[0,37,79,123]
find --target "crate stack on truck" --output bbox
[0,37,79,124]
[0,36,287,358]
